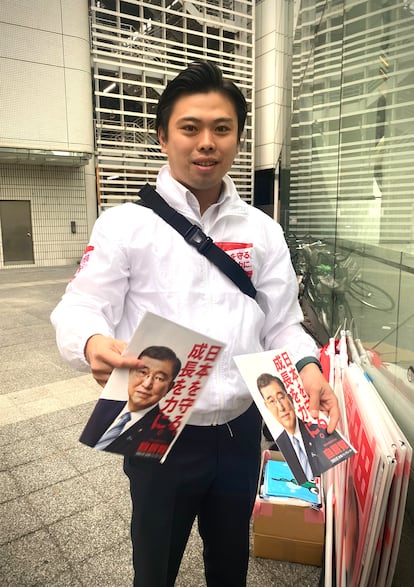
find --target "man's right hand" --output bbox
[84,334,142,387]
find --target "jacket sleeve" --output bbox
[254,218,319,366]
[50,208,131,371]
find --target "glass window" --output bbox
[281,0,414,446]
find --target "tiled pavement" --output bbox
[0,265,412,586]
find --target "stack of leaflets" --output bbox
[263,458,321,507]
[320,329,412,587]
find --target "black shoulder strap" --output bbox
[137,183,257,300]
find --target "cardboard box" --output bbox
[253,451,325,566]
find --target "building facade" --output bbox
[0,0,254,267]
[0,0,97,267]
[91,0,254,211]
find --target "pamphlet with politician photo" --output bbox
[80,311,224,462]
[233,348,356,485]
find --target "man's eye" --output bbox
[216,125,230,133]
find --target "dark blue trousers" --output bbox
[123,403,262,587]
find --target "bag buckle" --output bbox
[184,225,213,254]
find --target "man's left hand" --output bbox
[299,362,339,433]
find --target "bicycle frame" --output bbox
[288,234,393,336]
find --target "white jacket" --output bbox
[51,165,318,425]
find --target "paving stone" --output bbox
[11,453,79,495]
[48,502,129,563]
[0,470,20,503]
[0,529,68,586]
[2,434,61,469]
[26,475,103,525]
[65,443,110,474]
[74,539,133,587]
[0,496,43,545]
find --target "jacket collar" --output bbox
[155,165,244,222]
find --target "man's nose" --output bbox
[275,399,285,410]
[198,130,215,151]
[142,374,153,388]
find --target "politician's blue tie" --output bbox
[95,412,131,451]
[293,435,314,481]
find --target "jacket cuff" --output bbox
[296,356,322,373]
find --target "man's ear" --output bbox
[158,129,167,154]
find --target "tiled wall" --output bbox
[0,164,89,267]
[0,0,93,153]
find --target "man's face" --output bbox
[127,356,175,411]
[158,91,239,208]
[261,382,297,434]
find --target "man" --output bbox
[257,373,317,484]
[79,346,181,457]
[51,61,339,587]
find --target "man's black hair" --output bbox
[155,60,248,141]
[138,346,182,380]
[256,373,287,394]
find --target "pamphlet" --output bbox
[80,311,224,462]
[233,348,356,484]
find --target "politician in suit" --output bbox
[257,373,319,485]
[80,345,181,457]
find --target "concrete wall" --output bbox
[0,0,93,153]
[0,0,96,268]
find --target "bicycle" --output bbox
[286,234,395,336]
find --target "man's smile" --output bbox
[193,160,218,168]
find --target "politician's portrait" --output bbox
[79,345,181,456]
[257,373,317,484]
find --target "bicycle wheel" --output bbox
[319,306,331,334]
[333,297,354,332]
[300,291,330,346]
[348,279,395,311]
